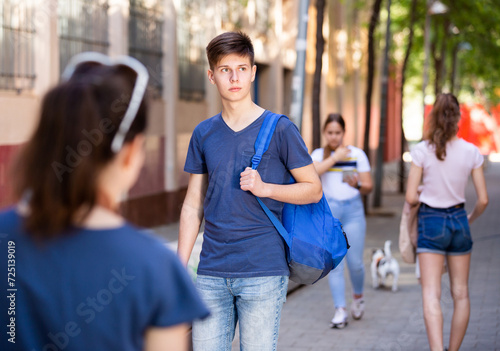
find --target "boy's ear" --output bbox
[207,69,215,84]
[251,65,257,82]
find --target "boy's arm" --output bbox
[178,173,208,266]
[240,163,323,204]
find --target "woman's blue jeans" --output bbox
[327,195,366,308]
[192,275,288,351]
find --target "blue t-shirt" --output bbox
[184,111,313,278]
[0,208,209,351]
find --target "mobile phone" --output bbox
[342,169,356,183]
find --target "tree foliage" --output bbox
[389,0,500,107]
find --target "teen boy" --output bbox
[178,31,322,351]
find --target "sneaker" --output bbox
[350,297,365,320]
[331,307,348,329]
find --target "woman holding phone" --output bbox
[311,113,373,328]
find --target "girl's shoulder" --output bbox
[347,145,367,157]
[310,147,325,160]
[413,140,433,152]
[453,138,480,151]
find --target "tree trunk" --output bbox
[432,18,450,96]
[398,0,417,193]
[312,0,326,150]
[373,0,392,208]
[363,0,383,162]
[449,43,459,95]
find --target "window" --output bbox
[0,0,36,92]
[177,0,206,101]
[129,0,163,96]
[58,0,109,74]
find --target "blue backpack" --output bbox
[251,112,350,285]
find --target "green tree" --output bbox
[390,0,500,108]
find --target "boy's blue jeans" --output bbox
[192,275,288,351]
[326,195,366,308]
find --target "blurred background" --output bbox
[0,0,499,225]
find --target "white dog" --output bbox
[371,240,400,292]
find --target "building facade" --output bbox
[0,0,399,225]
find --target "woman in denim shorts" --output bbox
[406,93,488,351]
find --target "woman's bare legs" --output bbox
[419,252,446,351]
[446,253,471,351]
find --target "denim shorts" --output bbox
[416,203,472,255]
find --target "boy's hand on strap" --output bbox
[240,167,269,197]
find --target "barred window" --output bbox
[0,0,36,92]
[177,0,206,101]
[58,0,109,74]
[129,0,163,96]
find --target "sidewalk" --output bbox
[276,161,500,351]
[152,161,500,350]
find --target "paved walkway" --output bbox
[275,160,500,351]
[152,161,500,350]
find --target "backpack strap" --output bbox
[256,197,291,246]
[251,112,282,170]
[252,112,292,246]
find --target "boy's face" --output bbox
[208,53,256,103]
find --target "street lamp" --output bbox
[451,42,472,95]
[290,0,310,131]
[422,0,448,113]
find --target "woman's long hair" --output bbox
[424,93,461,160]
[11,64,148,239]
[322,113,346,160]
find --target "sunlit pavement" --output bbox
[274,161,500,351]
[152,161,500,351]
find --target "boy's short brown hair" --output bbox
[206,31,255,70]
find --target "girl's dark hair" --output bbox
[322,113,346,160]
[206,31,255,70]
[424,93,460,160]
[11,64,148,239]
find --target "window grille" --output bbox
[58,0,109,74]
[177,0,206,101]
[129,0,163,95]
[0,0,36,92]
